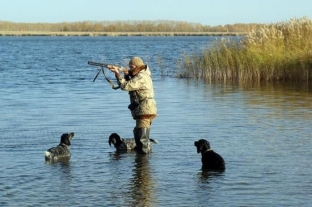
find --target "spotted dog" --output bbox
[44,132,74,161]
[109,133,158,152]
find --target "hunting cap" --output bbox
[129,56,144,67]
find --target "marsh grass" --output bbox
[178,17,312,83]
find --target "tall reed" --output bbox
[178,17,312,83]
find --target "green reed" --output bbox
[178,17,312,83]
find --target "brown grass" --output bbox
[0,31,245,37]
[178,17,312,83]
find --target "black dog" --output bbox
[108,133,158,152]
[194,139,225,171]
[44,132,74,161]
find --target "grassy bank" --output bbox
[178,17,312,83]
[0,31,246,36]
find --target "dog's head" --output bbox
[108,133,122,147]
[60,132,74,146]
[194,139,210,154]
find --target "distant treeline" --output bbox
[0,20,263,33]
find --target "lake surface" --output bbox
[0,36,311,207]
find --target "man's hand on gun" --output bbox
[88,61,130,88]
[107,65,119,73]
[107,65,129,75]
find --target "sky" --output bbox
[1,0,312,26]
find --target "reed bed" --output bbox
[178,17,312,83]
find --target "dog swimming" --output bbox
[44,132,74,161]
[108,133,158,152]
[194,139,225,171]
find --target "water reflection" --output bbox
[108,152,156,206]
[197,170,225,182]
[193,170,226,205]
[240,82,312,110]
[45,157,71,166]
[108,151,127,161]
[128,154,155,207]
[44,158,73,189]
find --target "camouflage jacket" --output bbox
[117,66,157,119]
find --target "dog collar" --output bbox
[203,149,212,153]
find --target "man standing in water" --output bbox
[108,57,157,154]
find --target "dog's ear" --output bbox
[194,141,201,153]
[109,133,120,146]
[60,133,71,146]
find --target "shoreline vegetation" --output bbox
[178,17,312,83]
[1,18,311,83]
[0,19,258,34]
[0,31,246,36]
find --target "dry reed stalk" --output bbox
[178,17,312,83]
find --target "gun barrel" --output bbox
[88,61,109,68]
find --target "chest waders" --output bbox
[133,127,151,154]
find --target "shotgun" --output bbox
[88,61,128,89]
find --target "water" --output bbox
[1,36,312,206]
